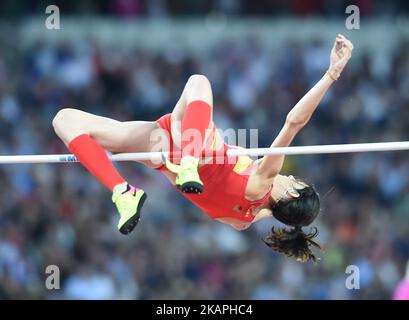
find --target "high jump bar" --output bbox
[0,141,408,164]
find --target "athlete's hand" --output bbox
[328,34,353,80]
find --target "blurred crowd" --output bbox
[1,28,409,300]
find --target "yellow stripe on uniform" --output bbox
[233,155,253,174]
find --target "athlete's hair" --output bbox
[264,185,321,262]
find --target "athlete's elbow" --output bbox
[285,114,309,130]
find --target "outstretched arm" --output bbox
[256,34,354,181]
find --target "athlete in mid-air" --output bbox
[53,34,353,262]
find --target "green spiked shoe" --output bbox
[163,155,204,194]
[112,182,147,235]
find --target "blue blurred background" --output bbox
[0,0,409,299]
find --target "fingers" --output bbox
[332,39,339,51]
[336,34,354,50]
[334,34,354,58]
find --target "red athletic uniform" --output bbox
[155,113,271,223]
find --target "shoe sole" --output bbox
[178,181,204,194]
[119,192,147,235]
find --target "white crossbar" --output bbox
[0,141,407,164]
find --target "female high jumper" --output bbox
[53,34,353,262]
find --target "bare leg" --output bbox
[162,75,223,193]
[52,108,168,168]
[170,74,215,150]
[52,108,171,234]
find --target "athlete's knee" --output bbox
[52,108,88,139]
[53,108,76,131]
[187,74,211,88]
[186,74,213,106]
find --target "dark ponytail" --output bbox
[263,225,321,262]
[264,183,321,262]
